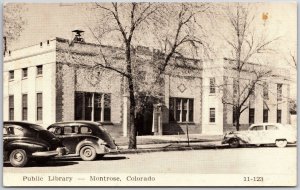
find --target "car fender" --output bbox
[75,138,105,155]
[5,140,48,155]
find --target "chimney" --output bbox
[72,30,85,43]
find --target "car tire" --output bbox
[9,149,28,167]
[275,140,287,148]
[80,146,97,161]
[229,139,240,148]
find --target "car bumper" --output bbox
[32,147,69,157]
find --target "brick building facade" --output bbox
[3,37,291,137]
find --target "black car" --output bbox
[47,121,118,161]
[3,121,68,167]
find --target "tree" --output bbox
[86,2,211,148]
[220,3,280,131]
[3,4,26,52]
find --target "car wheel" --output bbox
[229,139,240,148]
[80,146,96,161]
[9,149,28,167]
[275,140,287,148]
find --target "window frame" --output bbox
[36,93,43,121]
[277,109,282,123]
[209,77,216,94]
[9,70,14,80]
[22,68,28,79]
[22,94,28,121]
[277,83,283,101]
[9,95,14,120]
[209,108,216,123]
[249,108,255,124]
[36,65,43,76]
[263,109,268,123]
[169,97,194,123]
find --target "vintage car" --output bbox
[3,121,68,167]
[47,121,118,161]
[222,123,297,148]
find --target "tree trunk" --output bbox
[235,108,240,131]
[125,45,137,149]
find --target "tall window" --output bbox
[37,93,43,121]
[169,98,194,122]
[22,68,28,79]
[75,92,111,122]
[277,109,282,123]
[249,108,255,124]
[209,77,216,94]
[37,65,43,76]
[9,95,14,120]
[277,84,282,101]
[263,82,268,99]
[209,108,215,123]
[22,94,28,120]
[9,70,14,80]
[263,109,268,123]
[233,79,238,99]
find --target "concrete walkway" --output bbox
[113,134,224,154]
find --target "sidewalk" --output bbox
[113,134,225,154]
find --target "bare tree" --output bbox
[3,4,26,52]
[220,3,280,131]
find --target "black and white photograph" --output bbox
[2,1,297,187]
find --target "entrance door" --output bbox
[136,105,153,136]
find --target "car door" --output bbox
[248,125,264,144]
[264,124,280,143]
[59,126,81,154]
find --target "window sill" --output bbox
[36,75,43,78]
[209,93,216,96]
[22,77,28,80]
[9,79,14,82]
[170,121,195,125]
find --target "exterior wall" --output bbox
[55,39,123,137]
[3,40,57,128]
[202,59,224,135]
[163,74,202,135]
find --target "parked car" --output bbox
[47,121,118,161]
[222,123,297,148]
[3,121,68,167]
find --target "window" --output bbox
[263,109,268,123]
[104,94,111,121]
[64,126,78,134]
[22,94,28,120]
[36,65,43,76]
[169,98,194,122]
[266,125,278,130]
[277,84,282,101]
[250,125,264,131]
[9,70,14,80]
[277,109,282,123]
[80,126,92,134]
[209,77,216,94]
[263,82,268,99]
[249,108,255,124]
[209,108,215,123]
[4,125,24,136]
[233,79,238,98]
[37,93,43,121]
[75,92,111,122]
[22,68,28,78]
[9,95,14,120]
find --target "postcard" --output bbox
[2,1,297,187]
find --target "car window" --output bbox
[49,127,62,135]
[4,125,24,136]
[250,125,264,131]
[266,125,278,130]
[63,126,78,134]
[80,126,92,134]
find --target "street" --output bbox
[4,146,296,175]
